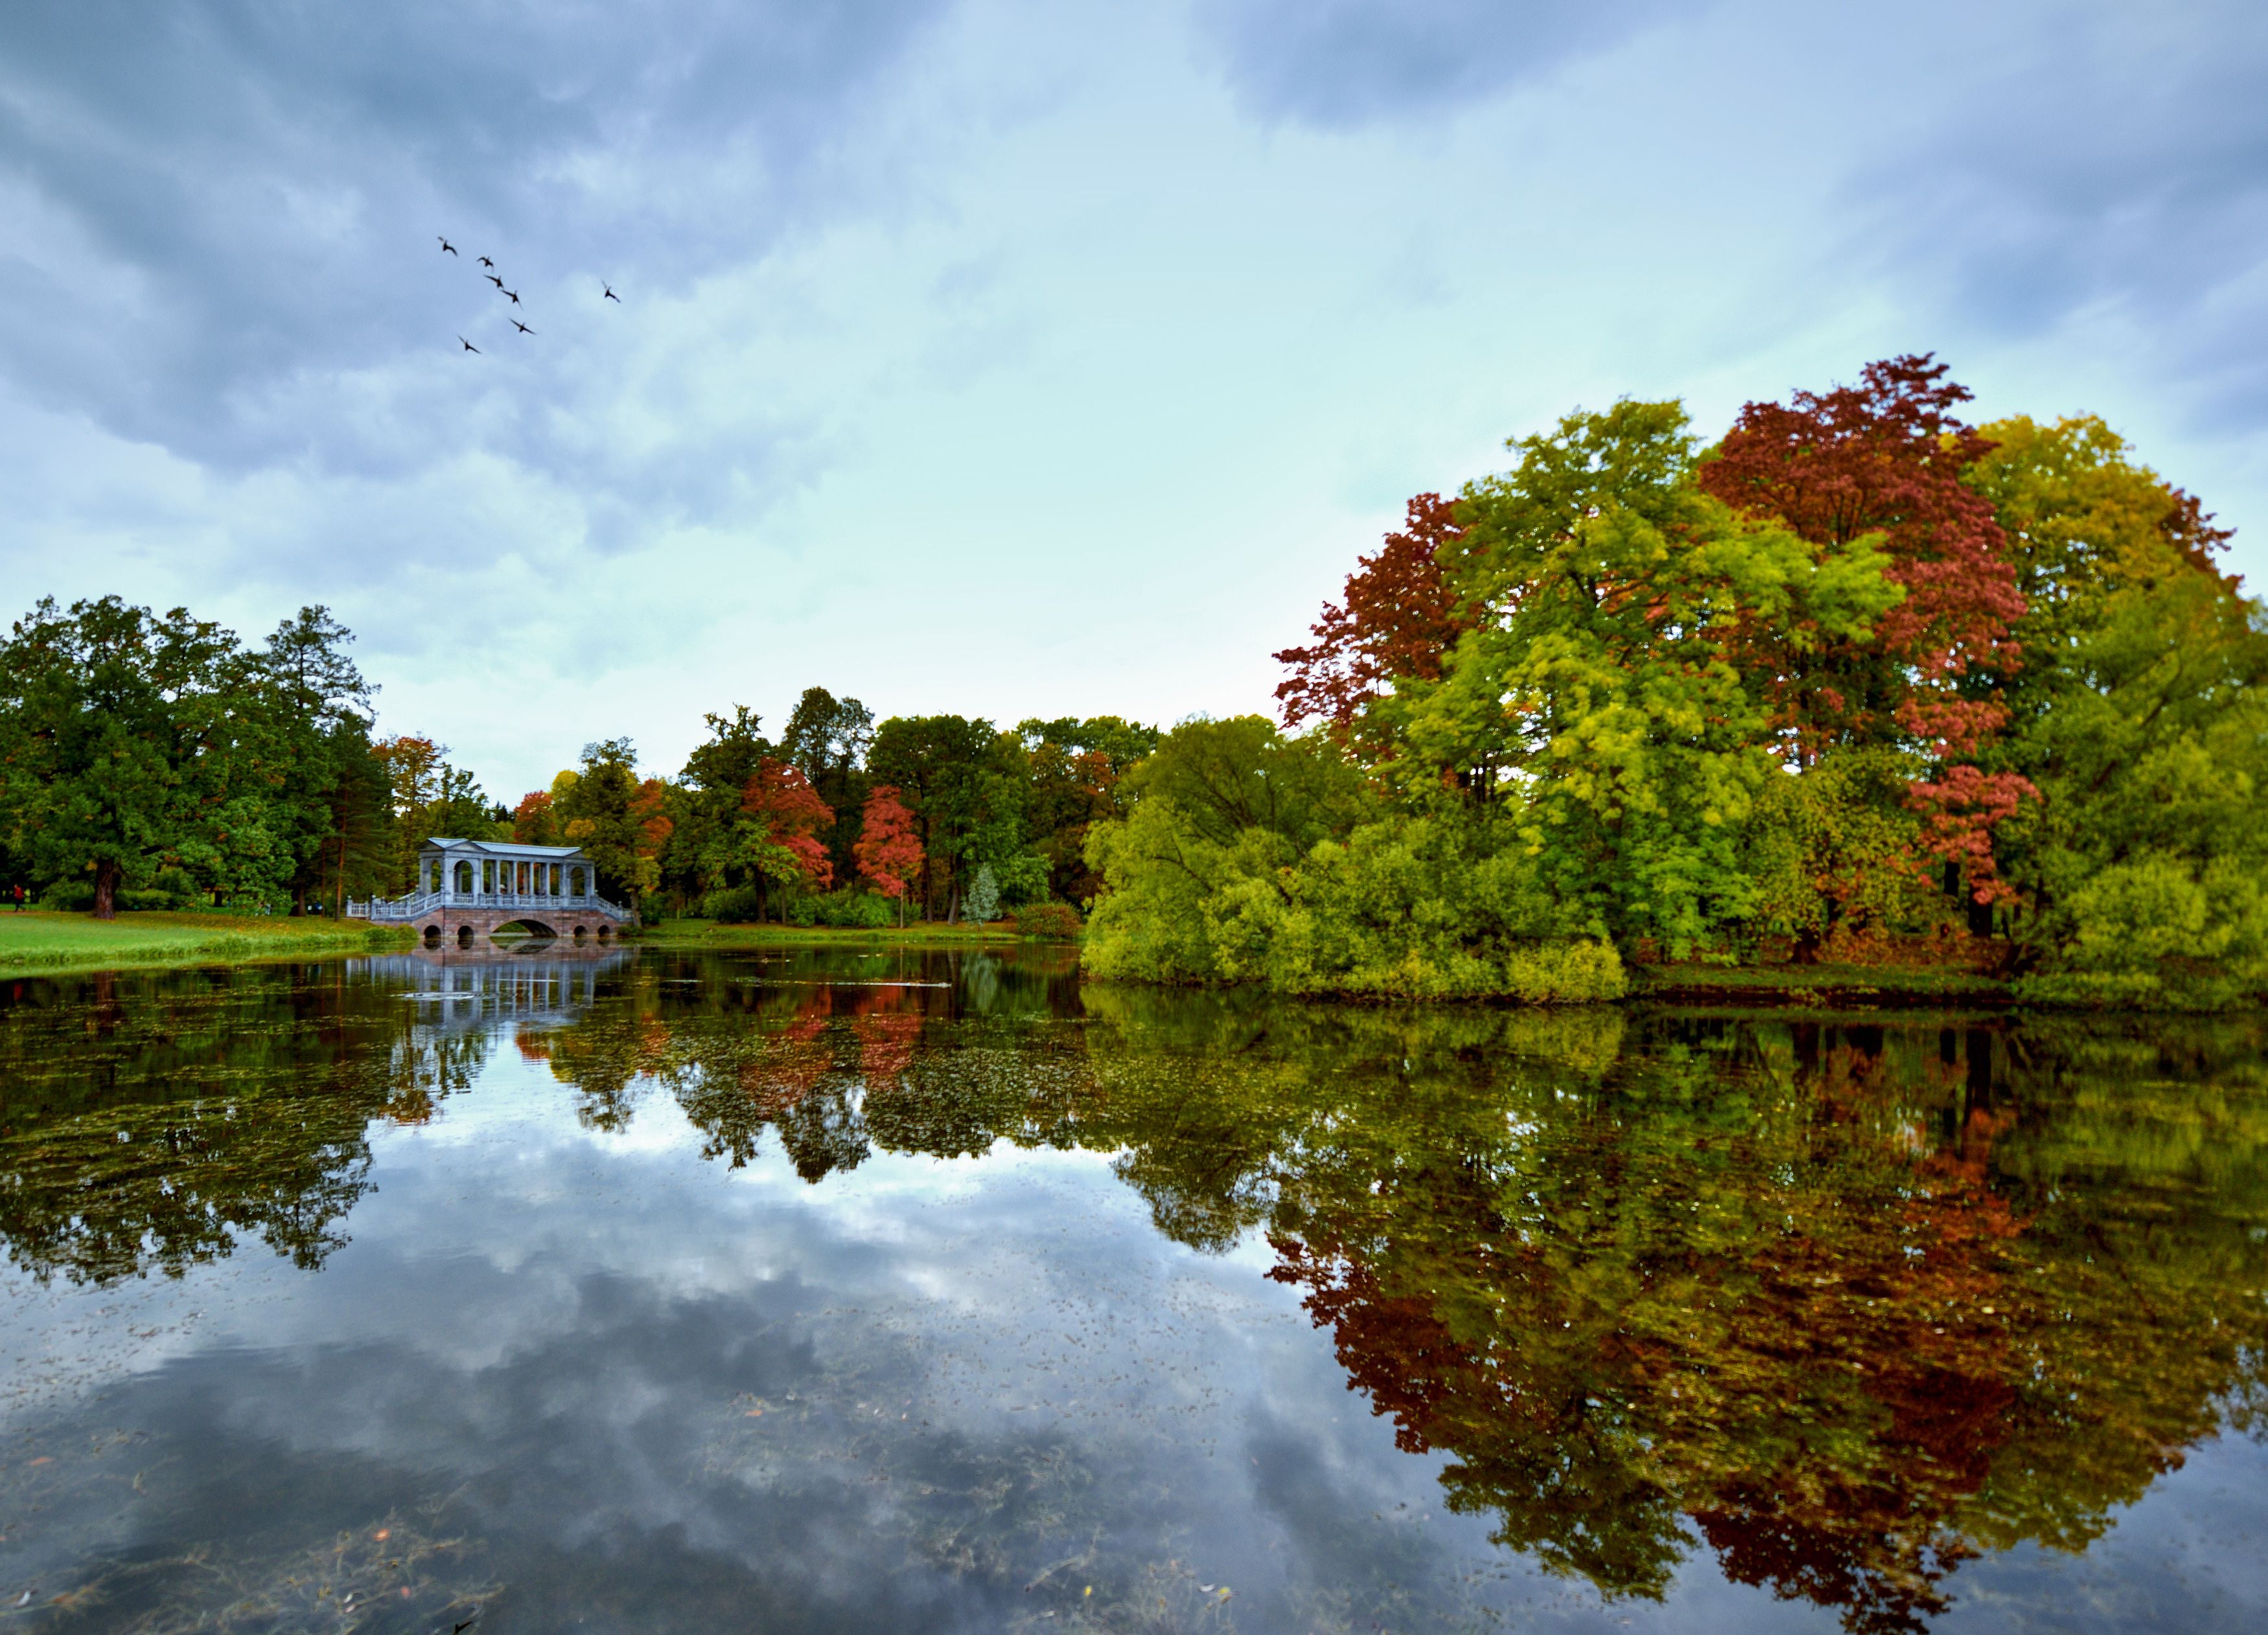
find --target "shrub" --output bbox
[812,889,894,929]
[962,863,1002,923]
[1015,901,1082,941]
[703,885,765,923]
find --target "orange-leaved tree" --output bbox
[512,789,559,844]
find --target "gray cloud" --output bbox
[1853,5,2268,430]
[0,0,951,476]
[1199,0,1680,126]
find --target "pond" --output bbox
[1,946,2263,1634]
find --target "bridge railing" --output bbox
[347,890,636,923]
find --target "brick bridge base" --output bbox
[413,905,632,949]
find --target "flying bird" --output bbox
[438,237,457,255]
[511,319,535,334]
[478,256,494,269]
[459,336,480,353]
[485,273,503,288]
[502,288,520,305]
[603,282,620,303]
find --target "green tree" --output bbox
[1964,417,2268,1004]
[557,737,669,901]
[1394,400,1903,950]
[778,687,874,887]
[0,596,238,917]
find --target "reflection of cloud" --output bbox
[9,1119,1523,1630]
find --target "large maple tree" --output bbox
[1700,355,2035,899]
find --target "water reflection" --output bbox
[1,952,2263,1633]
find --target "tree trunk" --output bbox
[92,859,121,921]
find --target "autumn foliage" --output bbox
[742,758,835,891]
[853,784,923,899]
[1698,354,2038,900]
[1273,493,1472,750]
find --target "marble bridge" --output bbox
[347,837,638,948]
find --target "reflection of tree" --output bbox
[0,967,489,1284]
[514,962,2268,1631]
[1072,995,2268,1634]
[537,948,1083,1180]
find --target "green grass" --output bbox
[638,918,1028,949]
[0,910,413,977]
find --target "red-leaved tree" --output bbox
[741,759,833,897]
[854,785,924,924]
[1701,355,2035,900]
[1274,493,1474,754]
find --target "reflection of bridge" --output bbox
[353,947,633,1034]
[347,837,637,948]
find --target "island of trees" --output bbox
[3,354,2260,1005]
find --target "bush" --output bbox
[1015,901,1082,941]
[702,885,896,928]
[812,889,896,929]
[117,888,186,912]
[703,885,765,923]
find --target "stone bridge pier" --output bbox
[417,903,625,949]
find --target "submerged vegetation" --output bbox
[1083,357,2267,1006]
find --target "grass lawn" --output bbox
[639,918,1034,950]
[0,910,414,977]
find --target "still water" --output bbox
[1,946,2263,1634]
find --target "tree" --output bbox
[855,785,923,925]
[253,606,385,915]
[0,597,236,918]
[373,735,496,890]
[513,789,561,844]
[868,714,1015,920]
[1699,355,2035,907]
[1017,716,1160,903]
[737,757,835,914]
[778,686,874,887]
[557,737,669,901]
[1274,493,1474,758]
[1391,400,1908,949]
[1961,417,2268,999]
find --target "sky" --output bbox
[2,0,2262,802]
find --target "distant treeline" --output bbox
[0,595,1151,927]
[7,353,2262,1003]
[1078,355,2268,1008]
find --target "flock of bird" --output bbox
[438,235,618,353]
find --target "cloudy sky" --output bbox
[2,0,2262,800]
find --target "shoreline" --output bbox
[8,915,2247,1017]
